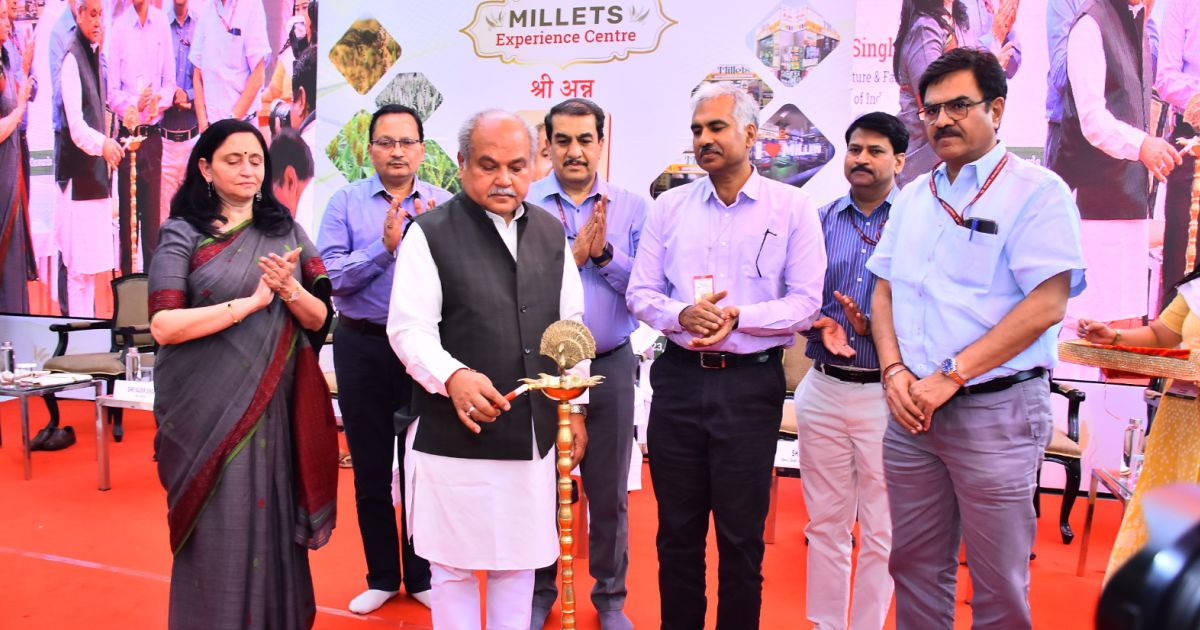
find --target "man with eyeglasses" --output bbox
[866,47,1086,629]
[627,82,825,629]
[1054,0,1179,326]
[526,98,647,630]
[317,103,451,615]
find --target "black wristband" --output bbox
[590,242,614,267]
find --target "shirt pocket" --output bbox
[741,229,786,281]
[940,225,1002,290]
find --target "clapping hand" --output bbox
[834,290,869,336]
[813,317,855,358]
[258,247,302,296]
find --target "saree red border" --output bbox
[190,229,245,272]
[301,256,328,288]
[149,289,187,319]
[167,318,297,554]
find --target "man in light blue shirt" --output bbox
[526,98,646,630]
[188,0,269,127]
[867,48,1086,629]
[317,104,450,616]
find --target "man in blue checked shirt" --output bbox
[797,112,907,630]
[317,104,452,615]
[526,98,647,630]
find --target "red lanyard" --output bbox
[553,196,574,237]
[928,152,1010,226]
[851,213,886,246]
[217,0,240,34]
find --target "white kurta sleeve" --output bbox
[559,236,590,404]
[386,224,467,398]
[1066,15,1147,162]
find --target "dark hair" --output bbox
[893,0,969,79]
[291,45,317,106]
[919,47,1008,103]
[544,98,606,142]
[845,112,909,154]
[307,0,317,45]
[269,128,314,185]
[170,119,293,238]
[369,104,424,142]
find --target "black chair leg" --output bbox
[41,393,62,431]
[1060,459,1081,544]
[110,408,124,442]
[1034,467,1043,517]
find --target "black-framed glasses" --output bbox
[918,98,988,125]
[370,137,422,150]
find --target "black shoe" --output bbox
[39,426,76,451]
[29,426,55,450]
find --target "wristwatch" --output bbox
[938,356,966,386]
[570,404,588,418]
[590,242,614,267]
[283,285,302,303]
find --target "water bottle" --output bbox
[0,341,13,373]
[1121,417,1145,479]
[125,346,140,381]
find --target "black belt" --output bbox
[953,367,1046,397]
[595,338,629,360]
[163,126,199,142]
[813,362,881,384]
[338,315,388,338]
[121,124,161,138]
[663,341,781,369]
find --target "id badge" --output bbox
[692,275,714,303]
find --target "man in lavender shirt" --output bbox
[106,0,175,274]
[317,104,451,615]
[626,82,825,629]
[527,98,646,630]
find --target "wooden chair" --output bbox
[42,274,153,442]
[1035,381,1087,544]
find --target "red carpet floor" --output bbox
[0,400,1120,628]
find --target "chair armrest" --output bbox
[1050,380,1085,443]
[48,320,113,357]
[115,325,154,354]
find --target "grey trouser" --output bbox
[533,345,637,612]
[884,376,1052,630]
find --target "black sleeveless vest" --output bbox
[410,193,565,460]
[54,30,110,201]
[1055,0,1151,220]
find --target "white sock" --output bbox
[348,589,399,614]
[411,589,432,609]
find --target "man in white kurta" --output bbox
[387,109,586,630]
[56,0,122,317]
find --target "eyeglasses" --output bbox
[371,137,422,150]
[918,98,988,125]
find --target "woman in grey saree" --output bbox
[148,120,336,629]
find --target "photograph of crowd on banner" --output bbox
[2,0,317,318]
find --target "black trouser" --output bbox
[118,130,162,275]
[333,324,430,593]
[533,344,637,613]
[1161,120,1197,307]
[647,344,786,630]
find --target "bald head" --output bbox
[457,110,537,218]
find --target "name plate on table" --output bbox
[774,438,800,469]
[114,380,155,403]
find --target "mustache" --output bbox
[488,186,517,197]
[698,144,722,157]
[564,158,588,167]
[387,160,410,167]
[934,127,962,141]
[851,165,874,174]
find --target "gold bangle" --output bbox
[227,300,241,325]
[1113,329,1122,345]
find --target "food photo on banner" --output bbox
[1,0,315,318]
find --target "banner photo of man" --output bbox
[7,0,313,318]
